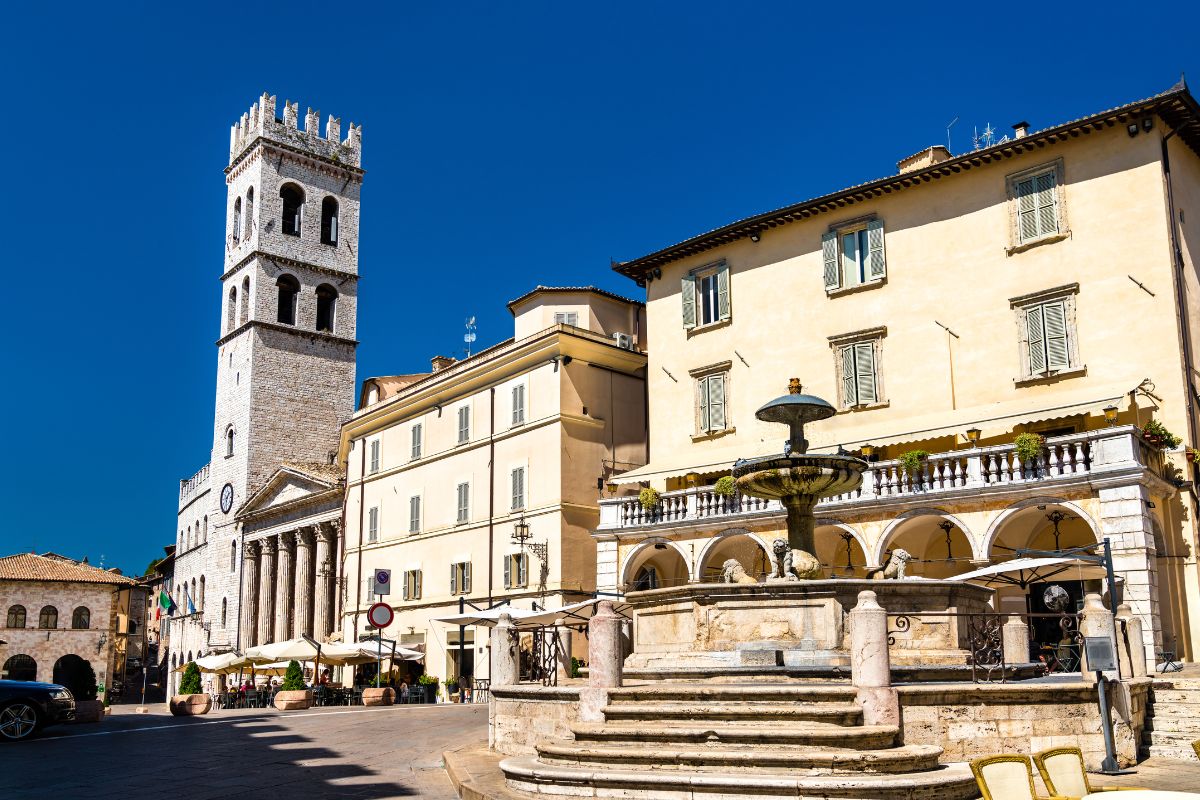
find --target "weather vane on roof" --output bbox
[464,316,477,358]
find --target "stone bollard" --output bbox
[1115,604,1148,678]
[850,590,898,727]
[580,601,623,723]
[489,613,518,749]
[1002,615,1031,666]
[1080,592,1117,681]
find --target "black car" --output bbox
[0,680,75,741]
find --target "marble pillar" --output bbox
[257,538,277,645]
[293,528,315,639]
[1002,614,1031,666]
[313,525,335,643]
[850,589,898,726]
[581,601,623,723]
[241,542,260,647]
[275,532,295,639]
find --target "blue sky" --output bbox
[0,2,1195,575]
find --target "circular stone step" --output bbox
[602,701,863,725]
[569,722,899,749]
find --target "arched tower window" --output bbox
[230,541,237,572]
[316,284,338,333]
[320,197,339,246]
[226,425,235,457]
[6,605,25,628]
[199,576,205,612]
[202,515,208,543]
[243,187,254,240]
[227,286,237,333]
[71,607,90,629]
[39,606,58,629]
[190,579,196,611]
[239,276,250,325]
[186,525,192,549]
[232,197,242,241]
[280,183,304,236]
[276,275,300,325]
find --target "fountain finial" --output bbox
[788,378,802,395]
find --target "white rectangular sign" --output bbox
[373,568,392,596]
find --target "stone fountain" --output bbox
[734,379,868,577]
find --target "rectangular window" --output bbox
[511,466,525,511]
[402,569,422,600]
[457,406,470,444]
[554,312,579,326]
[409,495,421,533]
[451,561,472,595]
[696,372,728,434]
[369,439,380,474]
[839,342,879,407]
[456,482,470,524]
[822,219,886,292]
[1011,285,1080,381]
[512,384,526,426]
[367,507,379,543]
[681,262,730,330]
[410,424,422,460]
[503,553,528,589]
[1014,169,1059,243]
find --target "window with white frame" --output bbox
[456,482,470,524]
[402,569,422,600]
[554,311,579,327]
[692,369,729,436]
[822,218,886,292]
[1007,160,1065,247]
[503,553,528,589]
[410,423,422,460]
[450,561,472,595]
[369,439,380,474]
[367,506,379,543]
[511,383,526,426]
[510,466,526,511]
[408,495,421,533]
[1011,284,1081,381]
[829,328,885,409]
[457,405,470,444]
[681,261,730,330]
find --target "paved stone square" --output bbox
[0,703,487,799]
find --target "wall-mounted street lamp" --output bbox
[966,428,981,446]
[860,443,875,458]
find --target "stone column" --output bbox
[293,528,315,639]
[240,542,261,647]
[489,613,519,749]
[850,590,898,726]
[581,601,624,723]
[1080,592,1118,680]
[1097,482,1163,667]
[313,525,335,643]
[330,521,344,633]
[257,538,277,645]
[1115,603,1147,678]
[275,533,295,639]
[1002,614,1031,666]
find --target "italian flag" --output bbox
[158,589,177,618]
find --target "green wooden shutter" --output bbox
[708,375,726,431]
[841,346,856,406]
[822,232,840,290]
[450,563,457,595]
[717,264,731,321]
[1043,301,1070,369]
[698,377,711,432]
[463,562,471,593]
[518,555,528,587]
[681,275,697,330]
[867,219,886,279]
[1016,177,1037,242]
[1027,306,1047,374]
[503,556,512,589]
[1035,171,1058,237]
[854,342,877,405]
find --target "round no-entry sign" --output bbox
[367,602,394,629]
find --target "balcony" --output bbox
[597,426,1165,533]
[179,462,211,508]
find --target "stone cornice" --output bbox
[225,137,365,180]
[221,249,360,284]
[215,319,359,348]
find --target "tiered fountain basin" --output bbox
[624,579,994,673]
[733,454,868,501]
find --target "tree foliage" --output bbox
[179,662,202,695]
[281,659,305,691]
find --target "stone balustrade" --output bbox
[598,426,1164,532]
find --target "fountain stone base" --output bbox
[624,579,993,671]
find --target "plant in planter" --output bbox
[273,660,312,710]
[712,476,736,497]
[569,657,585,679]
[638,487,660,510]
[1013,433,1046,464]
[1186,447,1199,463]
[444,676,460,701]
[67,660,104,724]
[898,450,929,478]
[1141,419,1182,450]
[417,673,439,703]
[169,661,211,717]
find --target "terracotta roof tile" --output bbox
[0,553,137,585]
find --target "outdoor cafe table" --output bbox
[1084,792,1200,800]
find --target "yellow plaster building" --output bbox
[597,83,1200,664]
[340,287,646,689]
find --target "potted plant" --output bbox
[1141,419,1182,450]
[169,661,211,716]
[713,475,736,497]
[898,450,929,479]
[638,487,660,510]
[67,660,103,724]
[444,676,460,702]
[417,673,439,703]
[1013,433,1045,463]
[1186,447,1199,464]
[273,660,312,710]
[362,675,395,706]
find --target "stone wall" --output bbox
[0,580,118,691]
[897,679,1151,768]
[491,685,581,756]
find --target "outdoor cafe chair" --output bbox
[1193,739,1199,760]
[970,754,1071,800]
[1033,747,1145,797]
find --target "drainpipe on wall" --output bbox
[353,438,366,640]
[235,522,244,651]
[488,387,496,607]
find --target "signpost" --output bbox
[373,569,392,596]
[367,601,393,689]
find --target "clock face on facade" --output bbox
[220,483,234,514]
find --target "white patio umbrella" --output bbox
[431,606,545,627]
[192,652,251,675]
[948,556,1107,589]
[243,636,323,663]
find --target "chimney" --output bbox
[897,145,952,174]
[1012,120,1030,139]
[431,355,457,371]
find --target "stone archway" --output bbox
[621,539,690,591]
[1,654,37,682]
[696,530,771,582]
[814,520,869,577]
[53,654,95,699]
[875,509,975,579]
[981,497,1098,561]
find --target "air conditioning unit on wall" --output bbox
[613,332,635,350]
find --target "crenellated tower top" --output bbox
[229,92,362,168]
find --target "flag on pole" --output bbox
[185,586,197,615]
[158,589,177,616]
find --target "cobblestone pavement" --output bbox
[0,703,487,799]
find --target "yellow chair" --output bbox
[970,754,1071,800]
[1033,747,1144,797]
[1193,738,1199,760]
